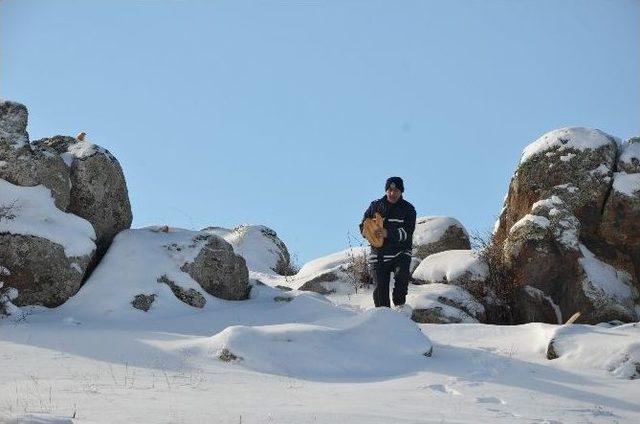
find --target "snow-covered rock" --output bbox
[33,135,133,257]
[546,322,640,379]
[407,283,485,323]
[58,227,248,318]
[503,195,638,324]
[412,216,470,260]
[617,136,640,174]
[203,224,292,275]
[495,127,617,243]
[0,179,96,307]
[520,127,615,165]
[292,247,369,295]
[203,307,432,379]
[181,232,250,301]
[492,127,640,324]
[412,249,488,294]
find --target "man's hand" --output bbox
[374,228,388,239]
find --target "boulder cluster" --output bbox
[408,128,640,325]
[0,100,250,312]
[1,101,638,326]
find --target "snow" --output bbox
[59,139,112,166]
[204,224,288,275]
[619,139,640,166]
[612,172,640,197]
[413,216,468,246]
[407,283,485,322]
[412,249,488,283]
[560,153,575,162]
[0,179,96,257]
[3,312,640,423]
[548,323,640,379]
[578,244,637,305]
[202,308,432,380]
[2,238,640,422]
[293,246,367,282]
[554,183,579,193]
[508,213,550,234]
[57,227,228,319]
[520,127,613,164]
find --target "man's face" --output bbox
[385,184,402,204]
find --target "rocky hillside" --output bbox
[1,101,638,326]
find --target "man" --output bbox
[359,176,416,311]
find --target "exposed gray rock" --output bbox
[181,234,250,300]
[157,274,206,308]
[203,224,293,275]
[273,295,293,302]
[495,127,617,244]
[0,108,71,210]
[31,144,72,210]
[33,135,133,257]
[296,270,340,295]
[0,101,28,145]
[131,294,156,312]
[218,348,242,362]
[0,234,93,307]
[546,338,560,360]
[275,285,293,291]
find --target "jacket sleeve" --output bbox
[385,204,417,243]
[359,201,375,236]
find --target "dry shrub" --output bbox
[471,231,518,324]
[344,231,372,293]
[273,254,299,277]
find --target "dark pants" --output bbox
[371,254,411,307]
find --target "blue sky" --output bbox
[2,0,639,264]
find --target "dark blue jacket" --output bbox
[359,196,416,263]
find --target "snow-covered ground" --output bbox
[1,237,640,423]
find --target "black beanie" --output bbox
[385,176,404,192]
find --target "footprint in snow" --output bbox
[475,396,506,404]
[425,384,462,396]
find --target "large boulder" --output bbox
[503,195,638,324]
[33,135,133,257]
[600,138,640,286]
[495,127,617,244]
[181,233,250,300]
[203,224,292,275]
[412,216,470,260]
[0,180,96,307]
[492,128,640,324]
[0,101,71,210]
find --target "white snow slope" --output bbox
[1,240,640,423]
